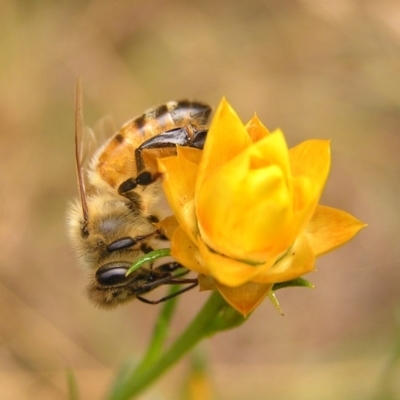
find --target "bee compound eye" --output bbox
[96,265,130,286]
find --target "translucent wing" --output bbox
[74,78,89,236]
[92,114,116,145]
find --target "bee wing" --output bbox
[79,126,95,168]
[77,103,117,183]
[74,78,90,231]
[93,114,116,144]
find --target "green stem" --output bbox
[106,286,179,397]
[136,285,180,373]
[66,368,80,400]
[107,291,245,400]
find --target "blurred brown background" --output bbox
[0,0,399,399]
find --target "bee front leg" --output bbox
[118,171,159,195]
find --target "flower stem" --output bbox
[135,285,180,372]
[107,291,246,400]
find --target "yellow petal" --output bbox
[196,98,251,191]
[196,131,294,261]
[253,234,316,284]
[245,114,270,142]
[305,205,367,256]
[176,145,203,165]
[158,153,198,242]
[287,175,321,242]
[171,227,210,275]
[289,139,331,200]
[214,280,273,316]
[286,140,332,241]
[197,237,275,286]
[198,164,292,261]
[247,129,291,183]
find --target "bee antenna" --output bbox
[75,78,90,237]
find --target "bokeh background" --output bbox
[1,0,399,399]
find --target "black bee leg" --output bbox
[132,126,195,186]
[190,129,208,149]
[118,171,159,196]
[135,126,209,168]
[156,262,184,273]
[118,177,138,194]
[136,279,199,304]
[134,126,191,171]
[136,266,197,304]
[118,126,209,197]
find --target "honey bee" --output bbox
[67,80,211,307]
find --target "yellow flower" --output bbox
[158,99,366,316]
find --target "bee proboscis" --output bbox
[67,79,211,307]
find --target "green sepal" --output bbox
[268,277,314,315]
[125,248,171,276]
[272,277,314,291]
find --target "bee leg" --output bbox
[115,187,143,211]
[138,267,194,291]
[156,262,183,273]
[118,171,161,197]
[118,126,209,196]
[132,126,207,184]
[134,126,209,170]
[136,279,198,304]
[134,126,192,172]
[147,262,179,281]
[118,177,138,194]
[190,129,208,149]
[118,172,158,198]
[140,243,154,254]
